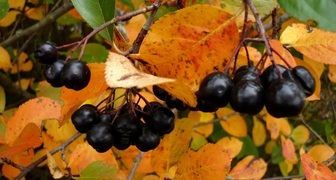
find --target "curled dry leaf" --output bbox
[46,151,64,179]
[228,155,267,179]
[130,4,239,106]
[105,52,175,88]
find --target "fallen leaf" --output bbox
[281,135,298,164]
[280,23,336,65]
[228,155,267,179]
[301,153,336,180]
[216,108,247,137]
[105,52,175,88]
[175,143,231,179]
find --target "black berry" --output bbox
[144,106,175,135]
[135,123,161,152]
[61,60,91,90]
[43,59,65,87]
[153,85,168,101]
[71,105,99,133]
[34,42,58,64]
[87,123,114,153]
[260,65,287,89]
[292,66,315,97]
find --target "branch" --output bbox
[15,133,82,180]
[127,151,145,180]
[262,174,305,180]
[193,112,239,128]
[0,0,73,47]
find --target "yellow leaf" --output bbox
[279,160,293,176]
[44,119,78,142]
[175,143,231,179]
[151,118,192,176]
[280,23,336,65]
[328,65,336,83]
[189,111,214,137]
[0,85,5,113]
[291,125,310,144]
[301,153,336,180]
[307,145,335,166]
[130,4,239,106]
[216,136,243,158]
[9,0,24,9]
[46,151,65,179]
[0,46,12,71]
[216,108,247,137]
[264,113,280,139]
[279,118,291,136]
[10,50,33,74]
[264,39,296,68]
[228,155,267,179]
[6,97,61,146]
[14,78,32,91]
[281,136,298,164]
[252,117,266,146]
[105,52,175,88]
[0,11,20,27]
[25,6,45,20]
[265,140,277,154]
[124,14,146,43]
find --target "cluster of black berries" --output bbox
[195,64,315,118]
[153,85,190,111]
[35,42,91,91]
[71,101,175,153]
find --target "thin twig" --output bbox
[1,158,25,171]
[193,112,240,128]
[262,174,305,180]
[128,151,145,180]
[299,114,327,145]
[322,153,336,165]
[15,133,82,180]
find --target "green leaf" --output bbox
[237,135,259,159]
[0,85,5,113]
[278,0,336,32]
[78,161,118,180]
[71,0,115,42]
[220,0,278,17]
[271,144,284,164]
[190,136,208,151]
[72,43,108,63]
[57,13,82,25]
[118,0,135,11]
[0,0,9,20]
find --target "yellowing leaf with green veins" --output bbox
[291,125,310,144]
[175,143,231,179]
[228,155,267,179]
[220,0,278,17]
[0,46,12,71]
[78,161,119,180]
[151,118,192,177]
[216,108,247,137]
[281,23,336,64]
[216,136,243,158]
[105,52,175,89]
[252,117,266,146]
[265,140,276,154]
[307,145,335,166]
[130,4,239,107]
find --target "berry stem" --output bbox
[270,47,293,69]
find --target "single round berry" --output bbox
[87,123,114,153]
[143,101,163,122]
[165,95,189,111]
[61,60,91,91]
[135,123,161,152]
[120,102,142,119]
[99,112,113,123]
[234,65,257,76]
[112,114,141,138]
[292,66,315,97]
[71,105,99,133]
[195,92,218,112]
[43,59,65,87]
[144,106,175,134]
[198,72,233,107]
[153,85,168,101]
[113,136,132,150]
[233,68,259,84]
[34,42,58,64]
[260,65,287,89]
[230,80,264,115]
[265,79,305,118]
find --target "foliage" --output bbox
[0,0,335,179]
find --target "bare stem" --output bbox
[299,114,327,145]
[128,151,145,180]
[263,174,305,180]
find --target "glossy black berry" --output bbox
[61,60,91,91]
[113,136,132,150]
[265,79,305,118]
[292,66,315,97]
[230,80,265,115]
[112,114,141,138]
[43,59,65,87]
[233,68,259,84]
[144,106,175,134]
[260,65,287,89]
[165,95,189,111]
[34,42,58,64]
[153,85,168,101]
[135,123,161,152]
[120,102,142,119]
[198,72,233,107]
[71,105,99,133]
[143,101,163,122]
[195,92,218,112]
[87,123,114,153]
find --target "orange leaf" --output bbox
[328,65,336,83]
[252,117,266,146]
[10,50,33,74]
[216,108,247,137]
[0,123,42,158]
[130,4,239,106]
[301,153,336,180]
[189,111,214,137]
[307,145,335,166]
[280,23,336,65]
[2,149,34,179]
[25,6,45,20]
[151,118,192,176]
[291,125,310,144]
[60,63,107,125]
[228,155,267,179]
[124,14,146,43]
[264,39,296,68]
[175,143,231,179]
[263,113,280,139]
[216,136,243,158]
[5,97,61,146]
[240,46,262,62]
[0,11,20,27]
[281,136,298,164]
[68,143,118,175]
[279,118,291,136]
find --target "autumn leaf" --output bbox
[301,153,336,180]
[280,23,336,64]
[281,135,298,164]
[307,145,335,166]
[175,143,231,179]
[25,6,45,20]
[2,149,34,179]
[279,160,293,176]
[151,118,192,177]
[0,10,20,27]
[252,117,266,146]
[130,4,239,106]
[46,151,65,179]
[264,39,296,68]
[227,155,267,179]
[10,50,33,74]
[216,108,247,137]
[188,111,213,150]
[0,46,12,71]
[105,52,175,88]
[60,63,108,125]
[291,125,310,144]
[78,161,119,180]
[5,97,61,146]
[328,65,336,83]
[216,136,243,158]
